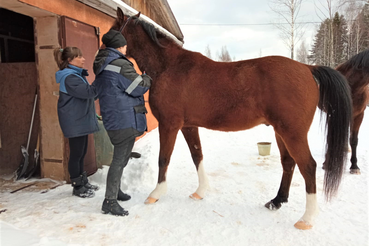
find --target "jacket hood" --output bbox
[93,47,131,75]
[55,65,87,84]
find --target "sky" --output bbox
[165,0,345,60]
[1,111,368,245]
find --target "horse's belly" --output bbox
[185,113,265,132]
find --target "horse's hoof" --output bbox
[144,197,158,204]
[350,169,361,175]
[294,220,313,230]
[189,193,203,200]
[265,200,281,210]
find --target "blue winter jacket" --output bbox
[93,48,151,132]
[55,65,99,138]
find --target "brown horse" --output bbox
[111,8,352,230]
[336,50,369,174]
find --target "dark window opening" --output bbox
[0,8,35,63]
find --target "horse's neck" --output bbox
[344,69,369,90]
[133,43,175,80]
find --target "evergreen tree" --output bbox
[332,13,348,67]
[310,12,349,67]
[310,19,331,66]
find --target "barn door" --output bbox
[61,16,99,176]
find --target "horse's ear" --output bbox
[117,7,125,23]
[135,12,141,18]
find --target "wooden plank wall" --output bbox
[0,63,39,175]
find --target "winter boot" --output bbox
[71,176,95,198]
[117,189,131,201]
[101,199,129,216]
[82,171,99,191]
[129,152,141,159]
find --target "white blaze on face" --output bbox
[194,161,209,197]
[148,178,167,200]
[300,193,319,225]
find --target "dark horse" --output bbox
[111,8,352,229]
[336,50,369,174]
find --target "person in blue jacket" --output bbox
[93,30,152,216]
[54,47,99,198]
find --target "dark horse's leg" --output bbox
[265,133,296,210]
[349,113,364,174]
[145,122,180,204]
[181,127,208,199]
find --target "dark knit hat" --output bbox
[102,29,127,49]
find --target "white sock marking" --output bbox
[149,179,167,200]
[194,161,209,197]
[300,193,319,225]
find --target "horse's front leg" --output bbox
[144,123,180,204]
[349,113,364,174]
[181,127,209,200]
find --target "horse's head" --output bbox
[110,7,172,75]
[115,7,141,33]
[113,8,169,56]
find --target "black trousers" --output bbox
[68,135,88,179]
[105,129,137,199]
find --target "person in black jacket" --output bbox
[93,30,152,216]
[54,47,100,198]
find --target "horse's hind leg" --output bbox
[145,122,180,204]
[181,127,209,200]
[274,128,318,230]
[265,133,296,210]
[349,113,364,174]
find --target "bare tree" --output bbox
[204,45,212,60]
[342,0,363,57]
[218,46,232,62]
[269,0,306,60]
[296,40,309,63]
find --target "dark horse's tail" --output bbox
[308,65,352,200]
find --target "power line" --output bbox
[179,22,323,26]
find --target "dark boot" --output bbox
[129,152,141,159]
[101,199,129,216]
[82,171,99,191]
[118,189,131,201]
[71,176,95,198]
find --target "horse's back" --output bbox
[153,55,318,132]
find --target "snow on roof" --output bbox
[77,0,183,46]
[111,0,183,46]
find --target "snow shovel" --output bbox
[25,133,40,180]
[15,91,38,180]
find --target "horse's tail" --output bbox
[308,65,352,200]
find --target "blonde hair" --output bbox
[53,47,83,70]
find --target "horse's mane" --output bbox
[133,18,168,48]
[111,16,172,49]
[338,49,369,72]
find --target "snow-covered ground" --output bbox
[1,110,368,246]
